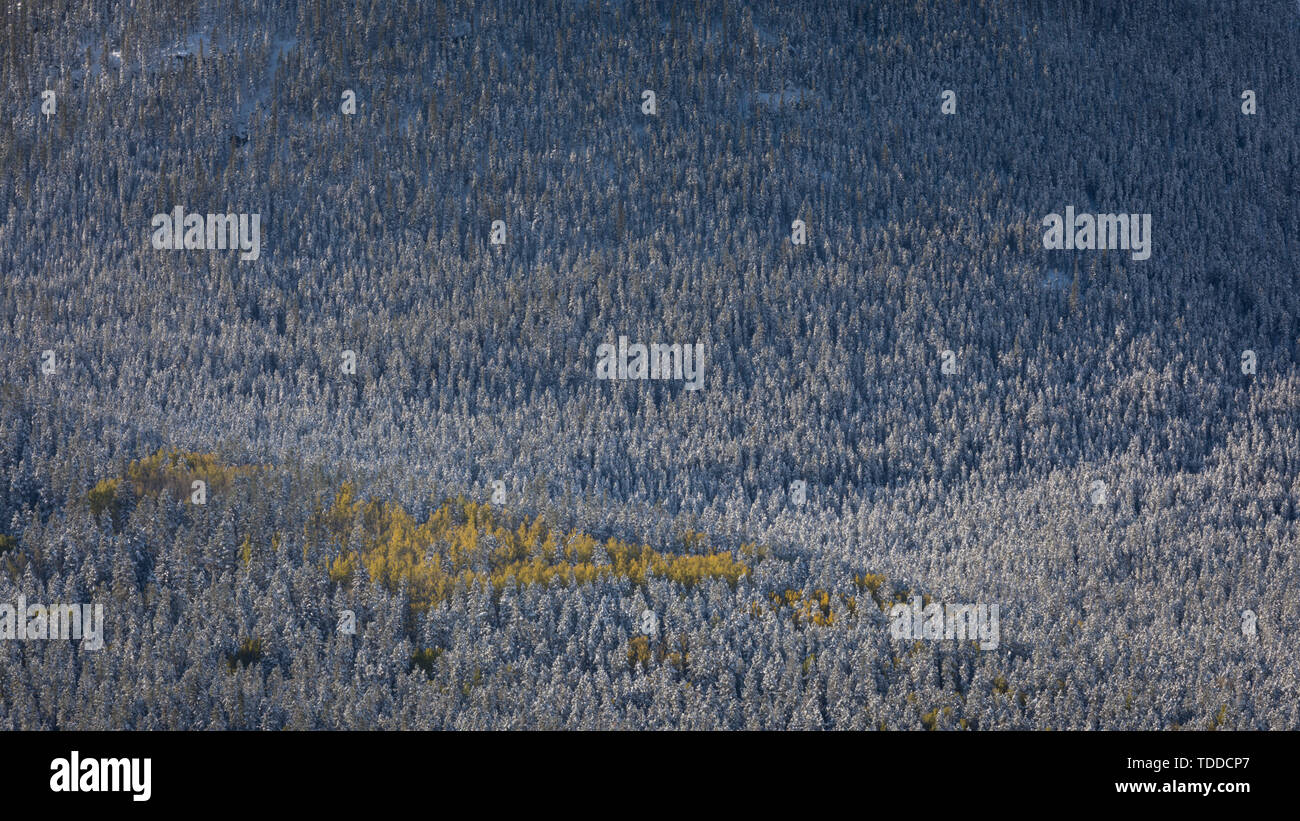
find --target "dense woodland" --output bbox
[0,0,1298,728]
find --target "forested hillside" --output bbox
[0,0,1297,728]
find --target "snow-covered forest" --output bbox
[1,0,1298,729]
